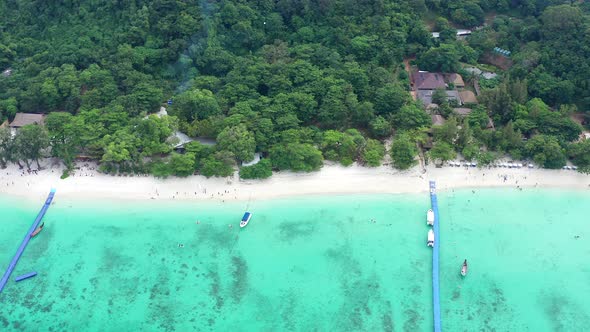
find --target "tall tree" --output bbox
[171,89,221,122]
[525,135,566,169]
[374,83,411,116]
[569,140,590,174]
[393,104,432,131]
[14,125,49,169]
[429,141,456,163]
[418,44,460,73]
[270,142,323,172]
[216,124,256,162]
[391,133,418,170]
[45,112,83,170]
[0,127,12,168]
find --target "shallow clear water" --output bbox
[0,189,588,331]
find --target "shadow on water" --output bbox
[445,278,514,331]
[540,292,589,331]
[324,242,397,331]
[230,255,248,304]
[277,221,315,242]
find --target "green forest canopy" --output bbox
[0,0,589,177]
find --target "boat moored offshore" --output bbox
[427,209,434,226]
[427,229,434,247]
[461,259,468,277]
[240,212,252,228]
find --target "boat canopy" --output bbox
[427,210,435,223]
[241,212,251,221]
[428,229,435,241]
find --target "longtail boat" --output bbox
[30,222,44,237]
[461,259,468,277]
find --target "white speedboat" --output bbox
[427,229,434,247]
[240,212,252,228]
[427,209,434,226]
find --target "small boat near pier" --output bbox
[427,209,434,226]
[427,229,434,247]
[30,222,44,238]
[15,271,37,282]
[240,212,252,228]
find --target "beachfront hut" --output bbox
[453,108,472,117]
[417,90,461,107]
[9,113,45,136]
[171,134,217,153]
[412,72,447,90]
[446,73,465,88]
[170,131,194,151]
[431,115,445,126]
[459,90,478,104]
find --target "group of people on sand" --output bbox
[70,163,96,177]
[153,188,240,201]
[19,169,39,176]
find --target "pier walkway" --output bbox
[0,189,56,293]
[429,181,441,332]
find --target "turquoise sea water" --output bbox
[0,189,589,331]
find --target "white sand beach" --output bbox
[0,159,589,202]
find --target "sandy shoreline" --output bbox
[0,159,589,203]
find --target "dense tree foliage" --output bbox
[391,133,419,170]
[0,0,588,177]
[429,141,457,163]
[361,139,386,167]
[239,159,273,179]
[568,140,590,174]
[524,135,566,169]
[0,125,49,170]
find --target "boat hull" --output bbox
[427,229,435,247]
[240,212,252,228]
[30,226,43,237]
[427,209,435,226]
